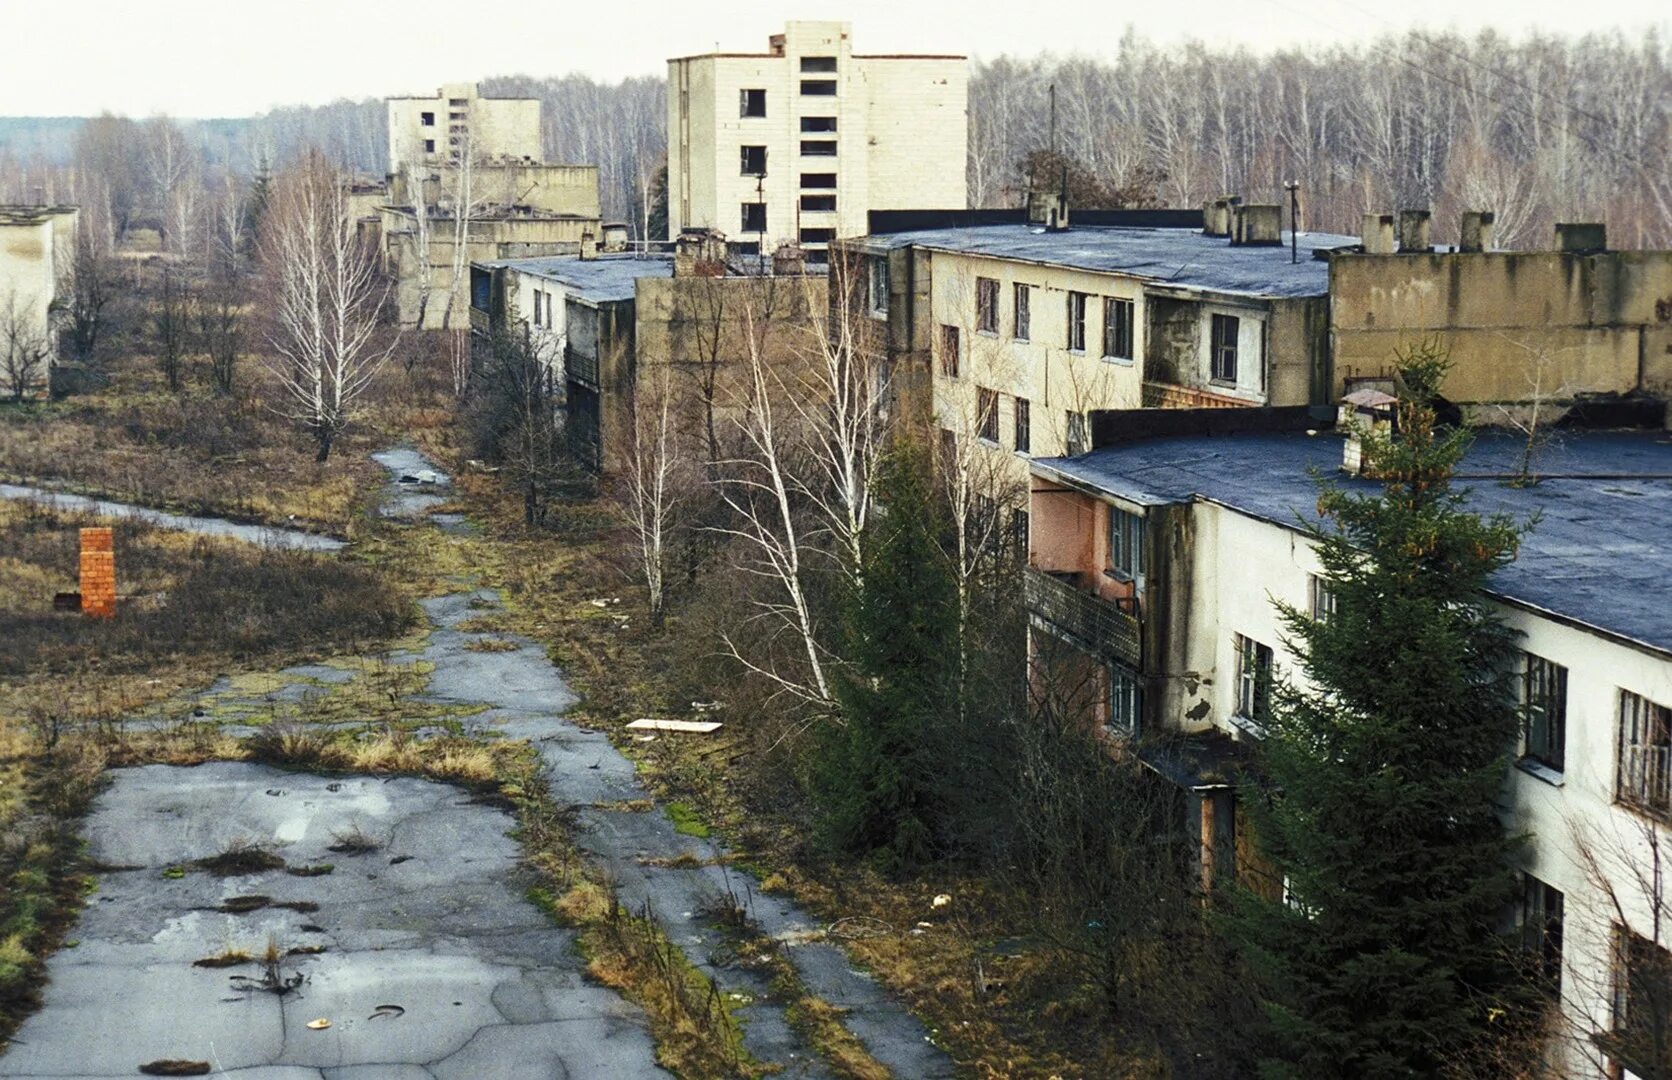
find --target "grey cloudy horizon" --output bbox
[0,0,1667,119]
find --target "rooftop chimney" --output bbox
[772,241,806,277]
[1397,209,1432,253]
[1027,166,1071,232]
[579,231,597,260]
[674,228,727,277]
[1361,213,1395,255]
[1555,222,1607,254]
[601,222,629,254]
[1459,211,1495,253]
[1202,195,1240,238]
[1231,204,1282,246]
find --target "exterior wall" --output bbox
[388,83,542,177]
[668,22,965,252]
[0,207,78,397]
[1330,250,1672,404]
[394,164,601,218]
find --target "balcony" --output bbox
[565,346,600,390]
[1025,567,1141,668]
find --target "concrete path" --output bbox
[0,763,670,1079]
[0,484,344,551]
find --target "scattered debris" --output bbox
[828,916,893,940]
[306,1018,332,1030]
[691,701,724,712]
[192,951,252,969]
[286,863,335,877]
[932,893,952,909]
[139,1062,211,1077]
[633,734,657,743]
[625,719,723,734]
[388,855,413,865]
[194,841,286,877]
[368,1004,406,1020]
[327,825,382,854]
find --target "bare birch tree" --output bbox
[613,364,690,628]
[262,152,395,462]
[0,289,52,402]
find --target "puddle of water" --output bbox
[0,484,344,552]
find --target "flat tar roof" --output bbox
[1035,430,1672,656]
[868,225,1360,299]
[479,254,674,304]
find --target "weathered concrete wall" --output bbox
[1330,250,1672,403]
[1269,295,1329,407]
[388,84,542,178]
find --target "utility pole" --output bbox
[1284,180,1301,264]
[1048,83,1057,158]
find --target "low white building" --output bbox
[0,205,77,399]
[1027,424,1672,1077]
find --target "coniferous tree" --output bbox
[1230,343,1532,1078]
[816,438,959,869]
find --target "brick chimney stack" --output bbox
[79,527,116,618]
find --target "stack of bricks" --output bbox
[79,527,116,618]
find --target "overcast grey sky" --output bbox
[1,0,1666,117]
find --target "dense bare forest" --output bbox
[3,30,1668,245]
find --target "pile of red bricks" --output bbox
[79,526,116,618]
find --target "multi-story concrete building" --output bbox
[667,21,967,261]
[470,233,825,470]
[1025,418,1672,1078]
[0,204,77,399]
[387,82,542,178]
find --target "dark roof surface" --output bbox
[481,254,674,304]
[1035,430,1672,655]
[869,225,1359,298]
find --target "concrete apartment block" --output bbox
[668,21,967,258]
[387,82,543,178]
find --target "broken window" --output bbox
[1067,292,1088,352]
[1618,690,1672,820]
[1010,508,1030,561]
[1520,874,1564,991]
[799,228,834,244]
[800,173,836,189]
[977,388,999,442]
[801,116,837,132]
[740,89,766,118]
[532,290,543,328]
[1103,297,1134,360]
[801,56,838,73]
[1610,926,1672,1077]
[420,112,435,126]
[1108,664,1142,734]
[1211,313,1240,383]
[739,145,767,176]
[1235,634,1274,729]
[975,277,999,334]
[1014,283,1031,341]
[1107,506,1144,582]
[869,255,889,315]
[1522,653,1568,774]
[423,139,436,154]
[801,195,836,212]
[1309,574,1339,623]
[1014,397,1031,454]
[448,97,467,107]
[740,202,767,234]
[800,140,837,157]
[1065,411,1088,456]
[800,80,838,96]
[939,324,960,378]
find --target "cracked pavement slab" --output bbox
[0,763,671,1080]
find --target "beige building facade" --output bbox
[668,21,967,259]
[387,83,542,177]
[0,205,77,399]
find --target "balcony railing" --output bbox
[565,346,600,389]
[1025,566,1142,668]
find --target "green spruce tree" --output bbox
[816,438,960,870]
[1231,344,1532,1078]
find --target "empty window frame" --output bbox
[1211,313,1240,383]
[869,255,889,315]
[448,97,467,107]
[1618,690,1672,820]
[1109,664,1142,734]
[1611,926,1672,1075]
[800,194,836,212]
[531,290,543,328]
[1014,283,1031,341]
[1010,508,1030,560]
[800,56,838,73]
[939,324,960,377]
[1067,292,1088,352]
[1520,874,1564,991]
[1065,410,1088,456]
[1107,505,1144,581]
[1103,297,1135,360]
[976,277,1000,334]
[800,173,837,189]
[801,80,838,96]
[740,202,766,234]
[1014,397,1031,454]
[420,111,435,126]
[1522,653,1568,774]
[1309,574,1339,623]
[739,88,766,117]
[800,116,837,132]
[423,139,436,153]
[1235,634,1274,728]
[799,228,834,244]
[977,388,1000,442]
[739,145,768,176]
[801,140,837,157]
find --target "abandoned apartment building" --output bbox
[470,229,826,471]
[0,204,77,399]
[840,199,1672,507]
[668,20,967,263]
[363,82,608,330]
[1023,403,1672,1080]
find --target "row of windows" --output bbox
[737,203,837,243]
[969,277,1139,361]
[739,144,841,175]
[737,74,838,117]
[971,388,1032,453]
